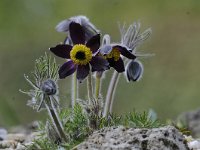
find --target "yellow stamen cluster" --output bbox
[104,48,121,61]
[70,44,92,65]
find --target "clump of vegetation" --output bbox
[125,110,163,128]
[25,105,164,149]
[21,15,156,149]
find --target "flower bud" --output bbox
[126,60,143,82]
[41,79,57,95]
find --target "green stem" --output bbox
[71,71,77,108]
[87,72,93,103]
[95,72,102,100]
[103,71,120,117]
[109,74,120,113]
[45,95,68,143]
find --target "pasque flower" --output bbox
[56,16,99,44]
[50,22,109,81]
[100,35,136,73]
[125,59,143,82]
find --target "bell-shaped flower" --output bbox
[56,15,99,43]
[99,34,136,73]
[125,59,143,82]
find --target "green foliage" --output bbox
[20,53,59,111]
[25,138,59,150]
[61,104,90,144]
[26,107,165,149]
[25,104,88,149]
[167,119,191,136]
[77,98,122,130]
[34,53,59,82]
[98,114,122,129]
[125,110,164,128]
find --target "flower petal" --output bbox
[99,45,113,55]
[86,34,100,54]
[77,64,90,81]
[49,44,72,59]
[114,45,136,59]
[108,57,125,73]
[63,36,73,45]
[69,22,85,44]
[126,60,143,82]
[56,19,71,32]
[90,56,110,72]
[59,61,76,79]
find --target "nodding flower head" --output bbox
[56,15,99,43]
[50,22,109,81]
[125,59,143,82]
[41,79,57,95]
[100,34,136,73]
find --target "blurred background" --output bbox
[1,0,200,127]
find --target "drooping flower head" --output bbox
[56,16,99,44]
[125,59,144,82]
[100,35,136,73]
[120,22,152,82]
[100,22,151,74]
[50,22,109,81]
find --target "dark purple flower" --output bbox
[56,16,99,44]
[50,22,109,81]
[100,44,136,73]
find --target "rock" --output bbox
[177,108,200,138]
[0,122,40,149]
[0,132,40,149]
[9,121,39,135]
[188,140,200,150]
[27,121,39,131]
[0,128,7,141]
[24,131,41,143]
[16,143,26,150]
[0,140,17,149]
[6,133,26,143]
[75,126,189,150]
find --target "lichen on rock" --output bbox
[74,125,189,150]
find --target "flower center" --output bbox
[75,51,86,60]
[104,48,121,61]
[70,44,92,65]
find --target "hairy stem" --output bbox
[109,75,120,113]
[87,72,93,103]
[71,71,78,108]
[95,72,102,100]
[103,71,120,117]
[45,95,68,143]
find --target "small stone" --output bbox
[25,131,41,143]
[16,143,26,150]
[27,121,39,131]
[0,140,17,149]
[6,133,26,143]
[188,140,200,150]
[0,128,7,141]
[177,108,200,138]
